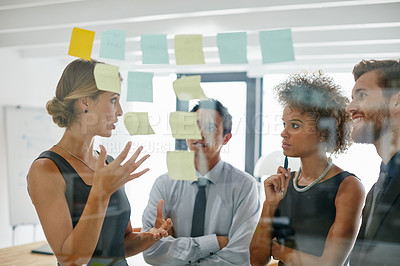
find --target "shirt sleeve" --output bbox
[195,176,261,265]
[142,176,221,265]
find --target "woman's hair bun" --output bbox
[46,96,75,128]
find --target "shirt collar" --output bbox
[382,150,400,182]
[193,159,224,185]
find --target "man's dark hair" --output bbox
[190,99,232,135]
[353,59,400,98]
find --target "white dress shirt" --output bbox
[142,160,260,265]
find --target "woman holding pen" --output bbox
[250,71,365,266]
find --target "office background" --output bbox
[0,0,399,264]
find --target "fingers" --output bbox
[112,141,132,165]
[156,199,164,219]
[128,168,150,181]
[265,173,289,194]
[164,218,173,231]
[130,153,151,170]
[154,199,164,228]
[123,146,150,175]
[95,145,107,170]
[277,166,290,178]
[124,145,146,167]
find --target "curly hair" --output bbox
[274,71,351,154]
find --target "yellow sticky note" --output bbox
[169,111,202,140]
[124,112,155,135]
[174,35,205,65]
[172,75,208,101]
[93,64,121,94]
[167,150,197,180]
[68,27,95,60]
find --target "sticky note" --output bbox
[141,34,169,64]
[259,28,295,64]
[124,112,155,135]
[167,150,197,180]
[127,72,154,102]
[68,27,95,60]
[174,35,205,65]
[99,29,126,60]
[172,75,208,101]
[169,111,202,140]
[217,32,247,64]
[93,64,121,94]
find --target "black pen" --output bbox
[284,156,288,170]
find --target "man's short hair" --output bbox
[353,59,400,98]
[190,99,232,135]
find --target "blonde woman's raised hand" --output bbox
[143,199,173,240]
[92,142,150,198]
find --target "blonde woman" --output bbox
[27,59,172,266]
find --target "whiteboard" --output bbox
[4,106,64,227]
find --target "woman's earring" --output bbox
[84,110,88,113]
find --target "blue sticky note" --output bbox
[259,29,295,64]
[140,34,169,64]
[217,32,247,64]
[127,72,154,102]
[99,29,126,60]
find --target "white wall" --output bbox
[0,49,67,247]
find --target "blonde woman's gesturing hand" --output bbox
[92,142,150,198]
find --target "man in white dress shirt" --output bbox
[142,99,260,265]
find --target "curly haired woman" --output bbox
[250,71,365,266]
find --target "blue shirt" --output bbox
[142,160,260,265]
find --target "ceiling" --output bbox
[1,0,400,76]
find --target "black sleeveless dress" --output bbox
[36,151,131,266]
[273,171,353,266]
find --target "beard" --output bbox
[351,105,390,144]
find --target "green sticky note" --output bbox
[169,111,202,140]
[124,112,155,135]
[141,34,169,64]
[93,64,121,94]
[127,72,154,102]
[217,32,247,64]
[259,28,295,64]
[174,35,205,65]
[68,27,95,60]
[167,150,197,181]
[99,29,126,60]
[172,75,208,101]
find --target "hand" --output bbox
[217,236,229,249]
[264,166,291,206]
[271,238,283,261]
[142,199,173,240]
[92,142,150,198]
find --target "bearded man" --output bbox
[346,59,400,266]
